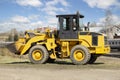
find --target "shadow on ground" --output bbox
[6,60,104,65]
[52,61,104,65]
[104,54,120,58]
[103,52,120,58]
[6,61,30,64]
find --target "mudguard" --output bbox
[21,35,45,55]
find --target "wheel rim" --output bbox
[73,50,85,61]
[32,50,43,61]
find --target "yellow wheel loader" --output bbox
[9,12,110,65]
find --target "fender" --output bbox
[80,39,91,47]
[20,35,45,55]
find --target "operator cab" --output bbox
[56,11,84,39]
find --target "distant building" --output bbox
[0,36,8,42]
[35,27,57,32]
[103,25,120,39]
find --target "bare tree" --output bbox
[105,10,113,27]
[104,10,114,38]
[89,21,97,27]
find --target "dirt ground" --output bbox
[0,52,120,80]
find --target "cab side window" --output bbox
[72,18,77,31]
[63,18,70,31]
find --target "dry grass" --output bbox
[0,55,28,64]
[0,47,12,56]
[0,47,29,64]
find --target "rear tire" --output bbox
[70,45,91,65]
[87,54,98,64]
[118,48,120,51]
[46,57,55,63]
[29,45,49,64]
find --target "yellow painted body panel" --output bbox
[79,35,92,47]
[15,38,25,53]
[45,38,57,50]
[20,34,46,55]
[61,42,70,58]
[45,38,57,59]
[50,53,56,59]
[79,35,110,54]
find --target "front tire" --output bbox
[29,45,49,64]
[70,45,91,65]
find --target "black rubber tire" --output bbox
[70,45,91,65]
[46,57,55,63]
[118,48,120,51]
[28,45,49,64]
[87,54,98,64]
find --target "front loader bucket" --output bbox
[6,42,20,54]
[5,38,26,55]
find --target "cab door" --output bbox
[59,16,78,39]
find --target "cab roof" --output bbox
[56,12,84,18]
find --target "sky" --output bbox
[0,0,120,33]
